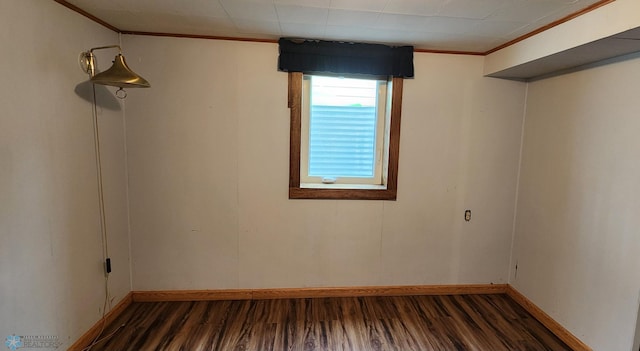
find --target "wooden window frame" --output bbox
[288,72,403,200]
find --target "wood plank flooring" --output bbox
[88,294,571,351]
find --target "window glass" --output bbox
[302,75,386,185]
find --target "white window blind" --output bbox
[309,104,377,177]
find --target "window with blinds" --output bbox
[301,75,389,186]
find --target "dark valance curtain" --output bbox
[278,38,414,78]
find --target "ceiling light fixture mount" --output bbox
[80,45,150,98]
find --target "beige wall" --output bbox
[512,55,640,350]
[0,0,131,347]
[122,35,526,291]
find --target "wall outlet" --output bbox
[464,210,471,221]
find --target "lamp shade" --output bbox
[91,54,150,88]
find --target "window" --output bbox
[302,75,387,186]
[288,72,404,200]
[278,39,412,200]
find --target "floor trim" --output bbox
[506,285,592,351]
[132,284,508,302]
[67,292,133,351]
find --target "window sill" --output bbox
[300,183,387,190]
[289,186,397,200]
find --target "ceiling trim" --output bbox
[52,0,616,57]
[118,31,486,55]
[414,48,484,56]
[119,31,279,45]
[53,0,120,32]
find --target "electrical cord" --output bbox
[92,84,109,269]
[80,84,120,351]
[81,323,125,351]
[80,276,110,351]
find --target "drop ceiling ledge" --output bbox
[487,26,640,81]
[484,0,640,81]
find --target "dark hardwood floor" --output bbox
[89,294,571,351]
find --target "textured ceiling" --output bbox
[62,0,609,53]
